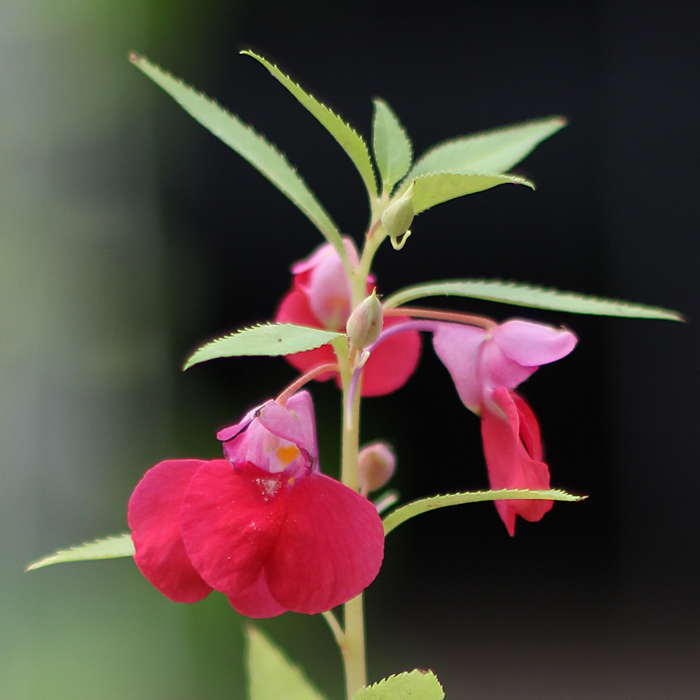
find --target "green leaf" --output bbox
[353,670,444,700]
[407,172,533,215]
[242,50,378,199]
[382,279,685,321]
[247,626,329,700]
[383,489,584,536]
[184,323,344,370]
[408,116,567,179]
[372,98,412,192]
[129,53,348,265]
[26,534,134,571]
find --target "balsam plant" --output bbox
[27,51,684,700]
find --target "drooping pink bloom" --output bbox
[275,239,421,396]
[128,391,384,617]
[432,319,577,535]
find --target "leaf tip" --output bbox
[129,51,143,64]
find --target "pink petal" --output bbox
[181,461,288,599]
[216,404,259,443]
[481,388,553,536]
[480,341,538,398]
[128,459,213,603]
[432,322,487,412]
[291,238,360,278]
[221,393,318,476]
[257,391,317,457]
[304,250,353,331]
[361,317,421,396]
[493,320,577,367]
[226,570,287,618]
[275,288,338,379]
[266,473,385,613]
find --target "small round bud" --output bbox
[358,442,396,495]
[346,290,383,350]
[381,183,415,250]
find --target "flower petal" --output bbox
[481,388,552,535]
[128,459,213,602]
[227,570,287,618]
[493,320,577,367]
[480,340,537,399]
[432,322,487,412]
[265,473,385,614]
[361,317,421,396]
[257,391,317,458]
[181,461,288,601]
[216,404,259,443]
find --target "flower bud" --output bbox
[358,441,396,495]
[346,290,383,350]
[381,182,415,250]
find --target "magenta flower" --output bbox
[432,320,577,535]
[275,239,421,396]
[128,391,385,617]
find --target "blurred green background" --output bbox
[2,1,699,698]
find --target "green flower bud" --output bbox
[381,182,415,250]
[358,442,396,495]
[346,290,383,350]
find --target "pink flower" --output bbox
[128,391,384,617]
[275,239,421,396]
[432,320,577,535]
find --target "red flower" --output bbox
[128,392,384,617]
[432,319,577,534]
[275,239,421,396]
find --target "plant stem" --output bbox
[338,352,366,697]
[342,594,366,699]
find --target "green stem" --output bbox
[338,345,366,697]
[342,594,366,699]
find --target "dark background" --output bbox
[2,1,698,698]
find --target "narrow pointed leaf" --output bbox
[406,172,533,215]
[26,534,134,571]
[247,626,328,700]
[408,116,567,180]
[383,489,584,536]
[382,279,685,321]
[354,670,444,700]
[184,323,344,370]
[372,98,412,192]
[242,51,378,198]
[130,53,348,264]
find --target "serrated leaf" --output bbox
[353,670,444,700]
[372,98,412,192]
[130,53,348,265]
[383,489,584,536]
[382,279,685,321]
[408,116,567,180]
[247,626,329,700]
[184,323,344,370]
[406,172,533,215]
[242,50,378,199]
[26,533,134,571]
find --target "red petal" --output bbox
[127,459,213,602]
[266,473,385,614]
[481,389,552,536]
[226,570,287,618]
[361,317,421,396]
[181,461,289,605]
[275,289,337,379]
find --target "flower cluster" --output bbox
[128,240,577,615]
[275,237,421,396]
[128,391,384,617]
[278,242,577,535]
